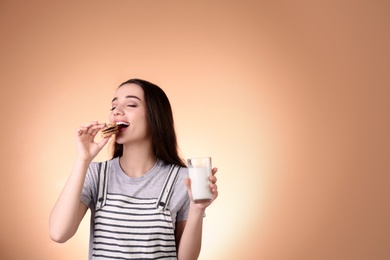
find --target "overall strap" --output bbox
[156,164,181,211]
[96,160,109,210]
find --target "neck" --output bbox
[119,142,157,178]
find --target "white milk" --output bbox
[188,167,212,202]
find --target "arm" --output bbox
[176,168,219,260]
[49,121,110,243]
[49,158,90,242]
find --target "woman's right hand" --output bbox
[75,121,111,162]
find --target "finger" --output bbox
[184,178,195,201]
[78,121,98,135]
[210,180,218,190]
[212,189,219,200]
[209,175,217,184]
[97,136,111,149]
[89,124,106,135]
[77,122,103,136]
[76,126,88,135]
[211,167,218,175]
[92,123,106,129]
[89,129,100,136]
[82,121,98,128]
[83,121,101,132]
[184,178,191,191]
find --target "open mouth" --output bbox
[116,121,130,130]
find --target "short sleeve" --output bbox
[176,197,190,222]
[80,162,100,209]
[174,168,191,222]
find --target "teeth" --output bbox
[116,122,129,126]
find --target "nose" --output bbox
[113,106,125,116]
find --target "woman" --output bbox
[49,79,218,259]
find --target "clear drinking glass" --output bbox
[187,157,213,203]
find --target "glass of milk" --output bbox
[187,157,213,203]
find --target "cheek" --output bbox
[108,113,114,122]
[137,114,150,131]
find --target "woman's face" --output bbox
[109,83,150,145]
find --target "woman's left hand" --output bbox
[185,167,218,210]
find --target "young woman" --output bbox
[49,79,218,260]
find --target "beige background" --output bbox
[0,1,389,259]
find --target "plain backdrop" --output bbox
[0,1,389,259]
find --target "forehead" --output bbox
[113,83,144,101]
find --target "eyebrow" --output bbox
[112,95,141,102]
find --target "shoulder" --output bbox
[178,165,188,174]
[92,158,119,171]
[158,160,188,178]
[86,159,116,182]
[177,166,189,180]
[157,159,187,172]
[169,164,188,193]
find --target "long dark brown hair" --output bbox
[111,78,186,167]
